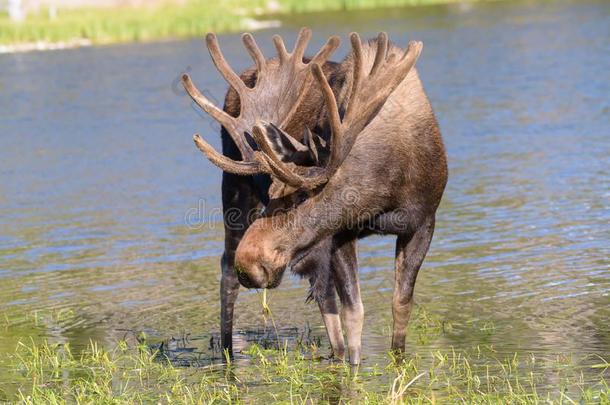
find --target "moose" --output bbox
[182,28,447,365]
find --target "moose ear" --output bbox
[270,123,309,154]
[255,121,324,166]
[261,122,308,163]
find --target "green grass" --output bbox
[1,307,608,403]
[2,338,608,403]
[0,0,494,47]
[0,0,264,46]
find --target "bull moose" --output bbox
[182,28,447,365]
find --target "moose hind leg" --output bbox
[391,216,435,352]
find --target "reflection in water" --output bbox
[0,0,609,397]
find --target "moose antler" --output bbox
[253,32,423,189]
[183,28,340,175]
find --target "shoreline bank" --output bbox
[0,0,497,54]
[0,17,281,54]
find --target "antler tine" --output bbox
[206,33,248,94]
[311,63,343,172]
[242,33,266,74]
[395,40,423,86]
[309,35,341,66]
[403,40,423,61]
[193,134,262,175]
[182,74,234,130]
[345,32,364,122]
[182,74,252,159]
[370,32,388,76]
[258,152,304,188]
[272,35,289,64]
[380,40,422,94]
[292,27,312,63]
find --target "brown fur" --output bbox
[233,40,448,364]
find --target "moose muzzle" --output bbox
[234,220,288,289]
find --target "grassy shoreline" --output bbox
[2,308,609,403]
[3,338,609,403]
[1,0,494,50]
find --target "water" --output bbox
[1,0,609,396]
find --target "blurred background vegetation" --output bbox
[0,0,495,46]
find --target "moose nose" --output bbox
[235,262,269,289]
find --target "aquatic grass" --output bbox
[2,307,608,403]
[10,339,238,404]
[3,335,609,403]
[0,0,499,47]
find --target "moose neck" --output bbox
[271,174,369,265]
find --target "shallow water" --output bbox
[1,0,609,397]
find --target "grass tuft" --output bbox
[1,335,608,403]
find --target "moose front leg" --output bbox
[301,240,345,360]
[313,275,346,360]
[332,238,363,365]
[220,251,240,355]
[391,216,435,352]
[219,170,259,356]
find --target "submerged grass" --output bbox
[2,338,609,403]
[1,307,609,404]
[0,0,495,47]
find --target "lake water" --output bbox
[0,0,609,397]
